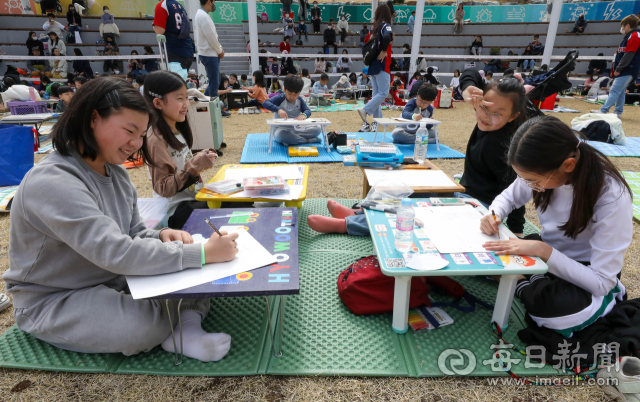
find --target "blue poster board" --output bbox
[363,199,547,277]
[164,208,299,298]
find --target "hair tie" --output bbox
[148,91,162,99]
[576,140,581,149]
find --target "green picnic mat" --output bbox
[622,172,640,222]
[0,199,563,378]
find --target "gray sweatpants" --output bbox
[274,125,322,146]
[14,283,210,356]
[391,127,437,144]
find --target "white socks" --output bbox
[161,310,231,362]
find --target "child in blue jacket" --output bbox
[262,74,322,146]
[391,83,438,144]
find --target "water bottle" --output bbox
[414,122,429,164]
[395,198,415,253]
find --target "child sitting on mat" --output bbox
[247,70,269,108]
[262,74,322,146]
[457,71,530,236]
[145,70,217,230]
[391,83,438,144]
[481,116,631,336]
[311,73,331,106]
[3,77,237,362]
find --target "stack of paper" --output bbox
[126,228,277,299]
[224,166,303,181]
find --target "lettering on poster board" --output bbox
[268,210,294,283]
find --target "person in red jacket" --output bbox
[279,35,291,54]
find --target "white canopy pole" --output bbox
[409,0,425,75]
[248,0,260,73]
[371,0,378,22]
[541,0,564,67]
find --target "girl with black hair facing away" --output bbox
[72,48,94,78]
[481,116,631,337]
[145,71,219,230]
[3,77,235,362]
[458,75,528,237]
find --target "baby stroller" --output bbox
[525,49,578,117]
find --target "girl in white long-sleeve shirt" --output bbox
[481,116,632,337]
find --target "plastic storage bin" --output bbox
[8,101,48,115]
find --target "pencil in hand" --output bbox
[491,210,500,240]
[204,218,223,237]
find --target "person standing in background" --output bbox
[357,4,394,133]
[153,0,196,70]
[592,14,640,118]
[298,0,309,22]
[310,1,322,33]
[281,0,292,18]
[195,0,228,114]
[407,11,415,34]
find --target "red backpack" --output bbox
[337,255,465,315]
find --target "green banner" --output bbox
[209,1,640,24]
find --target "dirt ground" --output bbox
[1,98,638,401]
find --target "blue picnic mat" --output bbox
[240,132,465,164]
[587,137,640,157]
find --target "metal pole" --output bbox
[248,0,260,73]
[409,0,425,75]
[541,0,564,67]
[371,0,378,22]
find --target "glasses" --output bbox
[476,104,503,125]
[517,169,556,193]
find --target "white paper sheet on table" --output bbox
[229,185,304,201]
[414,205,511,254]
[364,169,457,188]
[224,166,303,181]
[125,228,277,299]
[391,117,441,125]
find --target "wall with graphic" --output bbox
[2,0,640,23]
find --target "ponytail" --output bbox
[508,116,631,239]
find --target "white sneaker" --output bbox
[598,356,640,402]
[370,122,378,132]
[617,113,623,119]
[591,110,605,114]
[0,293,11,313]
[358,122,370,132]
[357,108,368,123]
